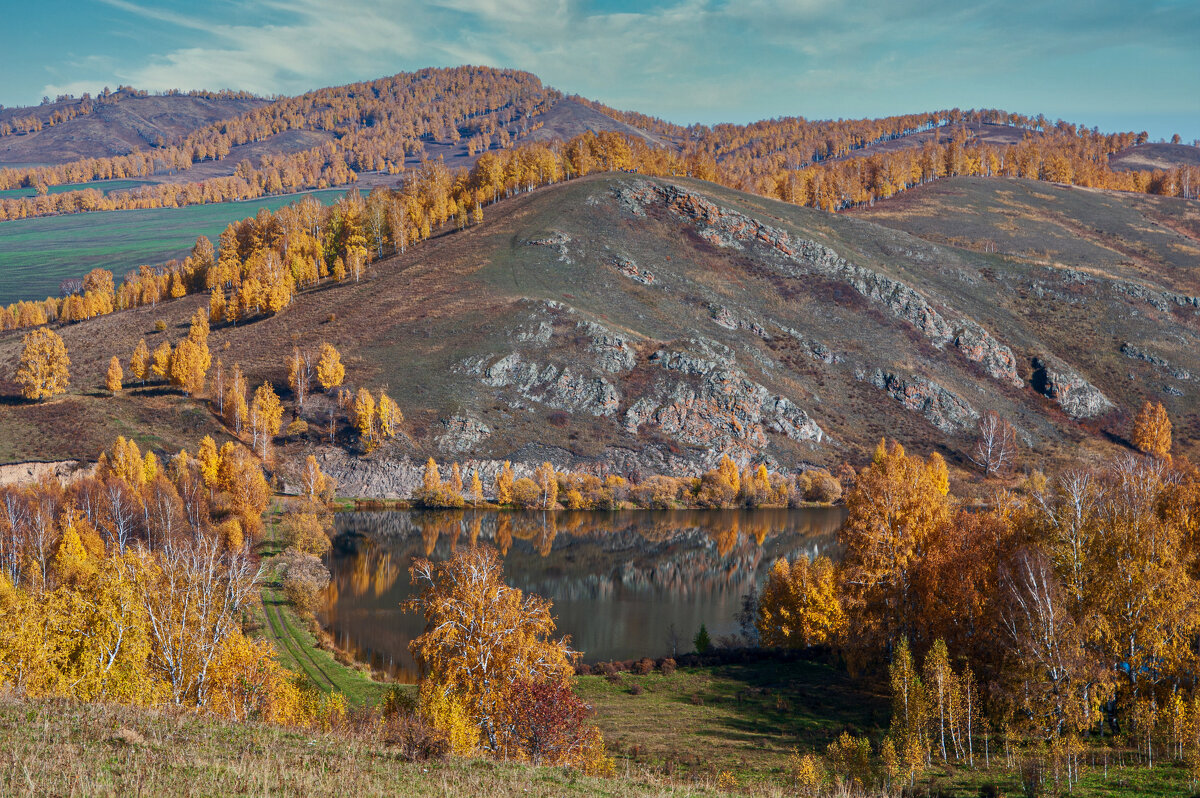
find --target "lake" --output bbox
[320,507,846,681]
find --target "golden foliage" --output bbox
[15,327,70,400]
[757,555,845,648]
[1132,400,1172,461]
[404,546,584,760]
[105,356,123,393]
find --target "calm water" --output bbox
[320,508,846,681]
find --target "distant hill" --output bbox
[1109,141,1200,172]
[4,172,1196,478]
[0,92,266,165]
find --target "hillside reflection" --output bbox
[320,508,846,682]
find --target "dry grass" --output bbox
[0,695,758,797]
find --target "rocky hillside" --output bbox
[2,174,1197,488]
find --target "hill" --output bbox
[0,91,266,166]
[3,172,1196,483]
[1109,141,1200,172]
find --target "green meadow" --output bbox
[0,189,345,303]
[0,179,152,199]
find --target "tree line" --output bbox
[753,424,1200,794]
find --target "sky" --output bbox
[2,0,1198,140]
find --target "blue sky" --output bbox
[2,0,1198,140]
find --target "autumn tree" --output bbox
[15,328,70,400]
[151,341,171,381]
[404,545,607,770]
[352,387,377,451]
[969,411,1018,477]
[249,382,283,458]
[300,454,334,503]
[1132,400,1172,462]
[756,555,845,648]
[105,356,123,394]
[224,364,248,435]
[839,440,952,661]
[377,391,402,441]
[470,470,484,507]
[287,346,312,408]
[124,340,150,389]
[496,461,514,505]
[316,343,345,392]
[169,338,206,396]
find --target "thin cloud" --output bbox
[31,0,1200,136]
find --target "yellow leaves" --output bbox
[169,337,206,396]
[150,341,171,381]
[207,630,295,724]
[129,338,149,384]
[377,391,402,441]
[99,436,146,488]
[496,461,514,505]
[280,512,331,557]
[197,435,220,489]
[15,327,70,400]
[1133,400,1173,462]
[718,455,740,496]
[839,438,953,656]
[316,343,344,391]
[419,682,480,756]
[404,546,579,758]
[105,356,122,394]
[927,451,950,496]
[301,454,334,503]
[250,381,283,458]
[51,511,97,585]
[353,387,377,451]
[756,555,844,648]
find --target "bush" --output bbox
[575,663,593,676]
[629,683,644,696]
[510,477,542,508]
[605,671,623,684]
[154,319,167,332]
[803,469,843,503]
[659,657,677,676]
[277,547,331,616]
[279,511,331,556]
[285,418,309,438]
[596,662,617,678]
[416,485,465,509]
[381,712,450,762]
[633,657,654,675]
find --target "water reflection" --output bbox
[320,508,846,682]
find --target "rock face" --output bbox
[623,344,825,464]
[1031,356,1114,419]
[611,256,655,285]
[0,460,92,487]
[1122,342,1192,381]
[480,352,623,417]
[615,181,1024,388]
[435,416,492,453]
[865,369,978,433]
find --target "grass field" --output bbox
[0,178,152,199]
[0,697,711,798]
[0,189,346,302]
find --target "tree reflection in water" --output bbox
[321,507,845,682]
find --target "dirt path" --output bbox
[262,592,337,691]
